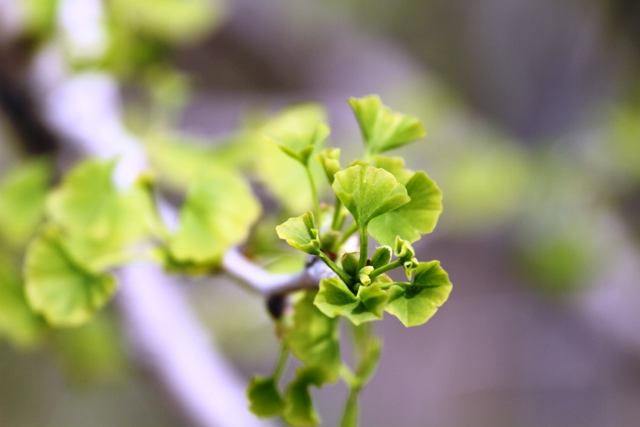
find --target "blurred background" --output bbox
[1,0,640,426]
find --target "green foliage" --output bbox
[0,159,51,248]
[0,256,46,348]
[47,159,153,256]
[314,278,388,326]
[284,291,341,382]
[349,95,425,156]
[276,212,321,255]
[270,124,330,166]
[249,104,328,213]
[385,261,452,327]
[25,227,117,326]
[283,367,324,427]
[168,169,261,264]
[316,148,341,184]
[332,164,410,228]
[109,0,224,45]
[247,376,286,418]
[369,170,442,246]
[4,94,449,427]
[262,95,451,426]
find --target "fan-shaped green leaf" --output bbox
[250,104,327,213]
[0,256,46,347]
[314,278,388,326]
[283,367,324,427]
[0,158,51,248]
[332,165,410,228]
[46,159,152,255]
[269,124,330,166]
[369,171,442,246]
[316,148,341,185]
[385,261,452,327]
[276,212,320,255]
[349,95,425,155]
[169,169,260,264]
[284,291,340,382]
[25,227,117,326]
[247,376,286,418]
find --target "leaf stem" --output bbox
[358,227,368,270]
[306,167,321,225]
[331,196,344,231]
[339,364,359,388]
[272,342,289,382]
[369,259,403,279]
[340,387,360,427]
[318,252,352,285]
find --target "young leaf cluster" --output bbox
[21,159,261,326]
[249,95,452,426]
[3,94,451,427]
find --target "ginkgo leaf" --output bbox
[25,227,117,326]
[314,278,388,326]
[0,256,46,348]
[385,261,452,327]
[283,367,324,427]
[373,156,414,184]
[169,169,260,264]
[369,171,443,246]
[276,212,320,255]
[284,291,340,382]
[0,158,51,248]
[316,148,341,185]
[269,124,330,166]
[332,165,410,228]
[349,95,425,155]
[46,158,152,255]
[250,104,327,213]
[247,376,286,418]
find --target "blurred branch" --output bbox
[222,248,330,297]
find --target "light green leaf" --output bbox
[25,227,117,326]
[285,291,341,382]
[332,165,410,228]
[349,95,425,155]
[145,134,235,192]
[316,148,341,184]
[269,124,330,166]
[373,156,414,184]
[46,159,152,255]
[247,376,286,418]
[110,0,224,44]
[283,367,324,427]
[169,169,260,264]
[249,104,327,213]
[0,256,46,348]
[314,278,388,326]
[0,158,51,248]
[385,261,452,327]
[276,212,320,255]
[369,171,443,246]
